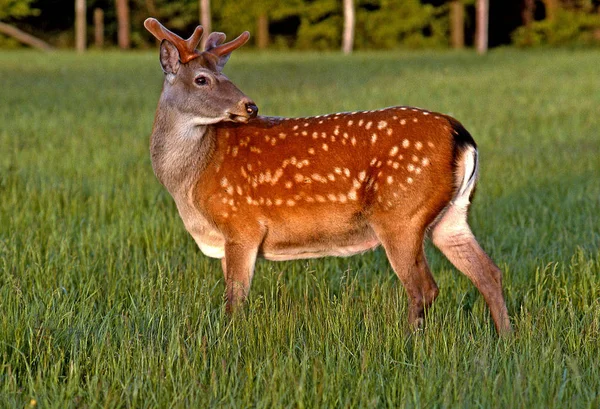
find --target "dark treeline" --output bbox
[2,0,600,49]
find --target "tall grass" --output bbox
[1,49,599,408]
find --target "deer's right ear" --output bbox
[159,40,180,77]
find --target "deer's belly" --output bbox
[190,233,380,261]
[188,224,380,261]
[260,224,380,261]
[261,238,380,261]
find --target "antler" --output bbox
[144,18,204,63]
[208,31,250,57]
[144,17,251,66]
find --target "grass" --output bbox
[1,48,599,408]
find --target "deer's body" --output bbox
[153,108,460,261]
[144,18,512,335]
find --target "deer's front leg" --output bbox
[222,241,258,314]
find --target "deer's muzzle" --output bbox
[227,99,258,123]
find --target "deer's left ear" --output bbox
[205,31,250,72]
[204,32,229,72]
[204,32,226,52]
[159,39,180,76]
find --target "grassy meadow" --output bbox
[1,48,599,408]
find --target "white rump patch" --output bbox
[454,145,479,207]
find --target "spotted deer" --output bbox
[144,18,511,335]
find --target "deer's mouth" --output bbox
[227,112,251,123]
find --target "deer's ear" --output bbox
[204,32,226,52]
[159,39,180,76]
[213,53,231,73]
[204,32,229,72]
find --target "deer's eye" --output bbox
[195,76,209,86]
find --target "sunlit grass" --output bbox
[1,49,599,407]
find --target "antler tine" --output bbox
[185,25,204,52]
[144,18,183,45]
[209,31,251,57]
[144,18,204,63]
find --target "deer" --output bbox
[143,18,512,335]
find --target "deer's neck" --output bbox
[150,102,216,195]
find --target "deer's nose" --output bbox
[245,101,258,118]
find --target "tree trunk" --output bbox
[93,8,104,48]
[116,0,130,50]
[257,13,269,49]
[75,0,86,52]
[522,0,535,27]
[342,0,355,54]
[476,0,488,54]
[542,0,558,21]
[200,0,211,48]
[520,0,535,46]
[450,1,464,49]
[0,22,53,50]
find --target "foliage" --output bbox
[1,49,600,407]
[129,0,201,48]
[5,0,600,49]
[291,0,340,50]
[218,0,303,47]
[0,35,20,48]
[0,0,39,50]
[512,8,600,46]
[355,0,449,49]
[0,0,38,20]
[293,0,449,50]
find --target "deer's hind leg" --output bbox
[431,203,512,335]
[370,219,439,329]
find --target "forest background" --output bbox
[3,0,600,51]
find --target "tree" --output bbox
[200,0,211,46]
[449,0,464,49]
[0,0,48,49]
[542,0,559,20]
[354,0,448,49]
[512,0,600,46]
[75,0,85,52]
[476,0,489,53]
[116,0,130,49]
[257,13,269,49]
[519,0,536,45]
[342,0,355,53]
[94,8,104,48]
[220,0,302,48]
[0,21,52,49]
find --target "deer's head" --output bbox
[144,18,258,125]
